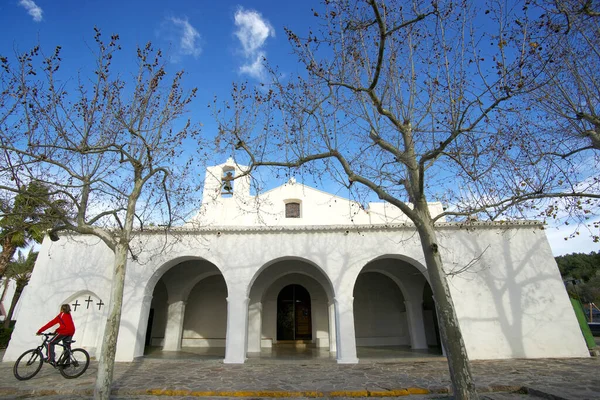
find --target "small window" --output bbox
[285,202,301,218]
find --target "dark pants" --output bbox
[46,334,71,362]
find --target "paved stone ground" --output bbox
[0,354,599,399]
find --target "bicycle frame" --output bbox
[38,333,73,366]
[14,333,90,381]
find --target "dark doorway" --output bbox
[145,309,154,346]
[423,282,442,350]
[277,284,312,340]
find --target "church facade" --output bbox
[2,159,589,363]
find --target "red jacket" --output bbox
[37,312,75,336]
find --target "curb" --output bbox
[142,387,433,397]
[0,385,531,398]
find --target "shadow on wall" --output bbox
[454,227,579,359]
[183,274,227,346]
[353,271,408,346]
[12,237,114,359]
[62,290,106,358]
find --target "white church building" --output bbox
[2,159,589,363]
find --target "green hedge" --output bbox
[0,326,13,349]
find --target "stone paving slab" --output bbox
[0,357,598,399]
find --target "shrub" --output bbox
[0,326,14,349]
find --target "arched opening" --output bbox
[277,284,312,341]
[353,257,442,359]
[143,259,227,359]
[221,166,235,196]
[61,291,106,359]
[353,272,407,346]
[247,257,335,361]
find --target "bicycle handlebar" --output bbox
[37,332,76,344]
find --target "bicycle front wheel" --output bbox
[59,348,90,379]
[13,349,43,380]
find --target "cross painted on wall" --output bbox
[68,295,104,313]
[85,296,93,309]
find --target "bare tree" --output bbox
[515,0,600,240]
[0,30,201,400]
[214,1,599,398]
[533,0,600,151]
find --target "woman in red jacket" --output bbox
[37,304,76,364]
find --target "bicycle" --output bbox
[13,333,90,380]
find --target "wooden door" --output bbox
[277,284,312,340]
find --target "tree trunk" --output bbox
[0,279,8,309]
[0,237,17,281]
[3,284,23,329]
[414,210,478,400]
[94,242,128,400]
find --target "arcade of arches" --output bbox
[144,257,441,361]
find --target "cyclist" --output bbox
[36,304,75,365]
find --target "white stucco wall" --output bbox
[187,159,445,228]
[182,275,227,346]
[0,161,589,363]
[2,220,589,363]
[439,226,586,359]
[3,235,111,361]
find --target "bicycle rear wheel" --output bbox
[59,348,90,379]
[13,349,44,380]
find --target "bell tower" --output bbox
[201,158,251,205]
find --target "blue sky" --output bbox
[0,0,313,98]
[2,0,599,256]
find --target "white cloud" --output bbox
[165,17,201,60]
[19,0,43,22]
[234,8,275,80]
[239,52,267,80]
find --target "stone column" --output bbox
[334,295,358,363]
[163,300,186,351]
[404,300,428,349]
[328,302,337,352]
[247,301,262,353]
[224,293,249,364]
